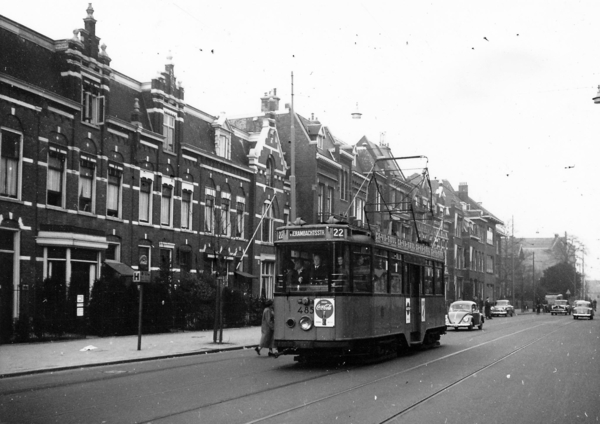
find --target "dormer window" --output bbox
[163,112,176,152]
[216,134,231,159]
[82,79,104,125]
[317,134,325,149]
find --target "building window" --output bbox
[161,181,173,226]
[261,261,275,298]
[181,189,192,230]
[262,202,274,243]
[107,165,123,218]
[327,186,334,218]
[47,148,66,207]
[79,156,96,212]
[317,184,325,222]
[235,197,245,238]
[340,167,349,201]
[163,112,175,152]
[216,134,231,159]
[139,176,153,223]
[266,158,274,187]
[220,194,230,236]
[0,129,21,199]
[138,245,150,271]
[159,247,172,270]
[106,243,120,261]
[82,79,104,125]
[179,247,191,273]
[204,187,215,233]
[355,197,365,223]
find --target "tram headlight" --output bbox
[299,316,313,331]
[286,318,296,328]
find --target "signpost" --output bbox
[133,270,151,350]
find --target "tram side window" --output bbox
[434,264,444,295]
[424,263,434,295]
[390,253,402,294]
[332,244,349,291]
[373,249,388,293]
[352,246,371,293]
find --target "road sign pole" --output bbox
[137,284,143,351]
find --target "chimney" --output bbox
[130,98,141,125]
[458,182,468,201]
[261,89,280,113]
[83,3,99,58]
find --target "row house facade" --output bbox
[0,6,288,341]
[434,180,505,304]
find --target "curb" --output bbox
[0,344,258,379]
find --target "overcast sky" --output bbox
[4,0,600,280]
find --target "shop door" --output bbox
[409,264,422,342]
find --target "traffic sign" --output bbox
[133,271,151,283]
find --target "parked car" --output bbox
[446,300,484,331]
[572,300,594,320]
[491,300,514,317]
[551,299,570,315]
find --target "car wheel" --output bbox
[468,323,474,331]
[574,316,577,320]
[478,323,483,330]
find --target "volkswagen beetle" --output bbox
[446,300,484,331]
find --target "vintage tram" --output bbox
[273,221,447,362]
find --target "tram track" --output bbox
[136,319,571,424]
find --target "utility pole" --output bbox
[290,72,296,223]
[532,251,536,307]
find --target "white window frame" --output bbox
[262,201,274,243]
[47,146,67,208]
[163,112,176,152]
[0,128,22,200]
[107,163,123,218]
[261,261,275,299]
[161,176,174,227]
[204,187,216,233]
[181,182,194,230]
[220,191,231,236]
[139,171,154,223]
[235,196,245,238]
[79,154,96,213]
[82,79,104,125]
[215,134,231,160]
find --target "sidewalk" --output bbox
[0,326,261,378]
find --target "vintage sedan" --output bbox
[551,299,570,315]
[491,300,514,317]
[446,300,484,331]
[572,300,594,320]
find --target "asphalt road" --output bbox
[0,313,598,424]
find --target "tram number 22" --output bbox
[298,306,315,314]
[331,228,345,238]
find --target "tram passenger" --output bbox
[353,255,371,292]
[373,258,387,293]
[311,254,329,284]
[290,258,309,285]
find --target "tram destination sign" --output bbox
[375,232,444,260]
[287,228,327,239]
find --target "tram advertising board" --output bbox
[314,298,335,327]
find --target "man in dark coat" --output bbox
[484,297,492,319]
[311,254,328,283]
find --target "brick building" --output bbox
[0,6,288,340]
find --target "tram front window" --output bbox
[276,243,349,293]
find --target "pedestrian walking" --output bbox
[255,299,275,356]
[484,297,492,320]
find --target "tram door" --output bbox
[408,263,422,342]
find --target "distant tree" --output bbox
[539,261,581,298]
